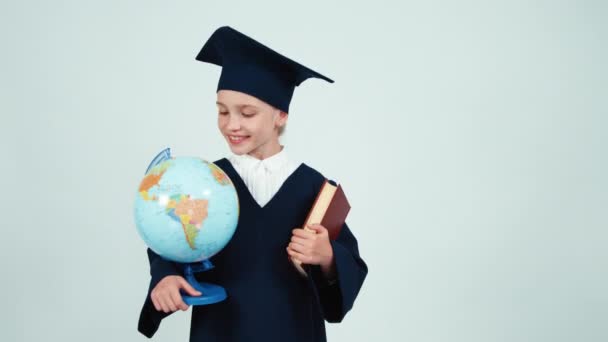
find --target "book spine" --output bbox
[291,179,329,277]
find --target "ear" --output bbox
[275,110,288,128]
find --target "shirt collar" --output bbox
[229,145,290,173]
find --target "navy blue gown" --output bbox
[138,158,368,341]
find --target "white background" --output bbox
[1,1,607,341]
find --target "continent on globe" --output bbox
[138,160,172,201]
[167,194,209,250]
[208,162,231,185]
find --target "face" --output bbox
[217,89,288,160]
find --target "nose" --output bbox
[226,113,241,131]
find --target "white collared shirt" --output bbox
[227,145,300,208]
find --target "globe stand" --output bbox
[182,259,227,305]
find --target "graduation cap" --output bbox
[195,26,334,113]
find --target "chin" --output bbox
[227,144,252,155]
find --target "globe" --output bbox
[134,149,239,264]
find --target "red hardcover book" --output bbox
[291,179,351,276]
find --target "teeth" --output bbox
[229,136,246,141]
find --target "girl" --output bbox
[138,26,368,342]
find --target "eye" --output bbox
[242,112,256,117]
[218,111,228,115]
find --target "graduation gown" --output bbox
[137,158,368,341]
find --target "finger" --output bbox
[290,236,311,246]
[171,289,189,311]
[292,228,316,238]
[307,223,328,234]
[151,294,161,311]
[288,242,309,254]
[160,291,178,312]
[287,247,312,264]
[287,248,303,264]
[166,297,178,312]
[288,248,311,264]
[178,278,202,296]
[290,238,311,251]
[158,296,170,313]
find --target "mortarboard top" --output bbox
[195,26,334,113]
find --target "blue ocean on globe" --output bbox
[134,156,239,264]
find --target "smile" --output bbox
[228,135,249,144]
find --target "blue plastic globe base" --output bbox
[182,260,227,306]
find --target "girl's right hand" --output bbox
[150,275,202,313]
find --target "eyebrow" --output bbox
[216,101,259,110]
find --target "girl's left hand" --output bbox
[287,224,335,276]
